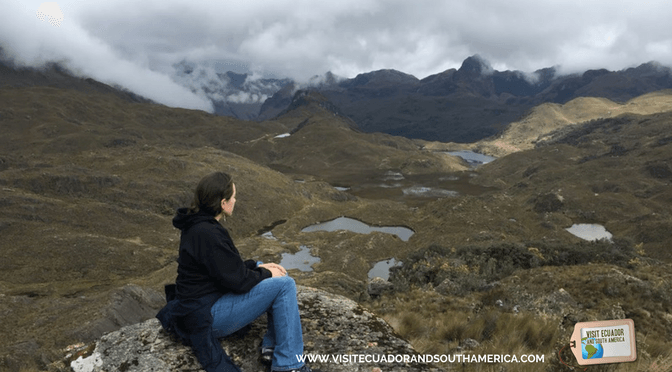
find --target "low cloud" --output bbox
[171,60,281,104]
[1,0,214,112]
[2,0,672,112]
[226,91,268,104]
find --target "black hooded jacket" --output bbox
[156,208,272,372]
[173,208,272,299]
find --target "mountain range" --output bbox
[264,56,672,143]
[4,54,672,144]
[167,55,672,143]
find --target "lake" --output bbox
[368,258,402,280]
[301,217,414,242]
[445,150,496,166]
[565,224,613,241]
[279,245,321,272]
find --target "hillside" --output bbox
[2,69,672,371]
[0,57,150,105]
[0,85,314,367]
[232,90,467,186]
[0,84,468,369]
[474,90,672,156]
[365,110,672,371]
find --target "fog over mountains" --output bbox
[4,48,672,144]
[171,60,293,120]
[171,55,672,142]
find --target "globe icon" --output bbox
[582,338,605,359]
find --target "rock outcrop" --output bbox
[58,286,444,372]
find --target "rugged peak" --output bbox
[60,287,443,372]
[256,82,298,120]
[346,69,419,88]
[626,60,672,77]
[324,70,338,84]
[533,66,559,81]
[291,89,329,102]
[581,68,610,81]
[307,71,341,88]
[457,55,494,77]
[278,89,354,126]
[285,89,333,112]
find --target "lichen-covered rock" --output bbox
[67,286,444,372]
[73,284,166,342]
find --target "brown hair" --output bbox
[189,172,234,216]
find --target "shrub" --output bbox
[390,238,638,296]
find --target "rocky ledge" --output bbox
[53,286,444,372]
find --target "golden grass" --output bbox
[368,287,672,372]
[475,90,672,157]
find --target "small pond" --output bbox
[368,258,402,280]
[445,150,496,165]
[565,224,613,242]
[301,217,414,242]
[261,231,277,240]
[279,246,321,272]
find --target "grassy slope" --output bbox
[0,86,465,369]
[365,109,672,371]
[474,90,672,157]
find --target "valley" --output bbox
[1,64,672,371]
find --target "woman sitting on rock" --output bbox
[157,172,315,372]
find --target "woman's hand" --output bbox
[259,263,287,277]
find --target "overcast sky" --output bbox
[2,0,672,112]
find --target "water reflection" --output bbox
[445,150,496,166]
[301,217,414,242]
[368,258,402,280]
[279,246,321,272]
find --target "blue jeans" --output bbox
[210,275,304,371]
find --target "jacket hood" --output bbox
[172,208,217,231]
